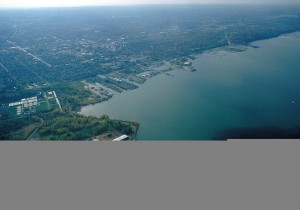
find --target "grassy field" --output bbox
[36,101,50,112]
[6,105,18,118]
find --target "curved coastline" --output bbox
[80,30,300,140]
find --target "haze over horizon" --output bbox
[0,0,299,8]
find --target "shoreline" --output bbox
[79,30,300,140]
[193,30,300,58]
[80,30,300,111]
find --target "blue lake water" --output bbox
[80,32,300,140]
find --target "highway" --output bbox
[7,40,52,68]
[0,62,16,80]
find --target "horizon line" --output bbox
[1,2,300,10]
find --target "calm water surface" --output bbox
[80,32,300,140]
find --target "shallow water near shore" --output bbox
[80,32,300,140]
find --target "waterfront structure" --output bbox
[112,135,129,141]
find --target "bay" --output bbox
[80,32,300,140]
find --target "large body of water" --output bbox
[80,32,300,140]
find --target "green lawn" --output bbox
[36,102,50,112]
[6,105,18,118]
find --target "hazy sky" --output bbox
[0,0,299,8]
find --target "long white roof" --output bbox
[112,135,129,141]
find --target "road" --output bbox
[53,91,63,112]
[7,40,52,68]
[10,26,17,40]
[0,62,16,80]
[26,116,44,141]
[225,35,231,46]
[26,129,38,141]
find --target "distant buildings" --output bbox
[11,97,38,115]
[9,96,39,116]
[9,96,38,107]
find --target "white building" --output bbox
[112,135,129,141]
